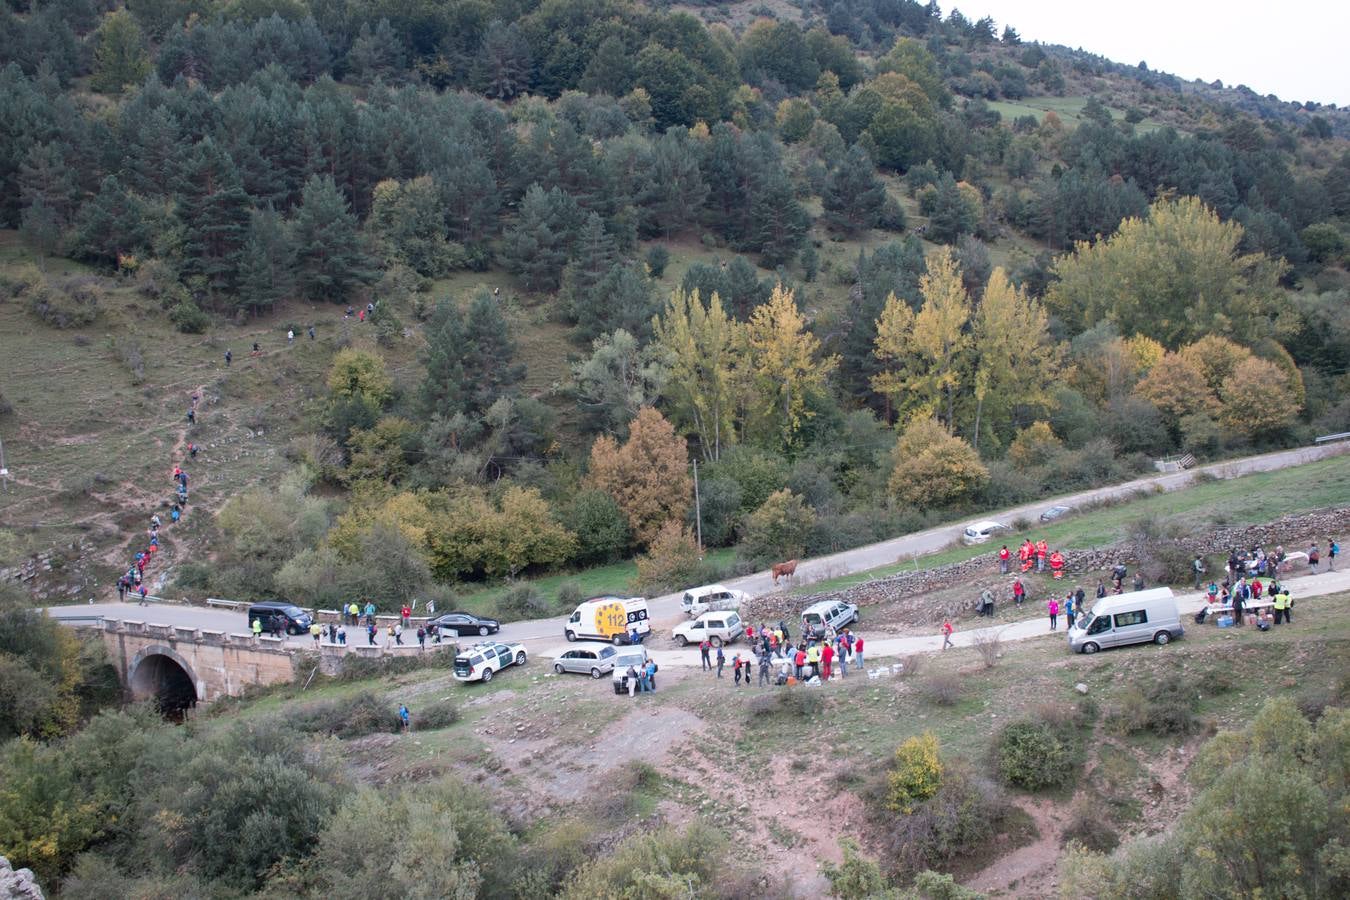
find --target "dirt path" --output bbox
[965,797,1067,896]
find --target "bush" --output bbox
[644,244,670,278]
[556,581,583,612]
[971,630,1002,668]
[170,298,210,333]
[496,584,553,620]
[566,489,631,564]
[109,335,146,384]
[994,720,1079,790]
[27,274,101,328]
[886,732,944,813]
[336,648,456,682]
[412,699,460,730]
[1063,800,1119,852]
[737,488,816,567]
[632,521,703,595]
[1105,675,1199,737]
[560,823,725,899]
[875,766,1013,877]
[748,688,824,721]
[920,672,965,707]
[289,692,402,737]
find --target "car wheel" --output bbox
[590,668,602,679]
[710,636,723,648]
[554,663,565,674]
[565,630,576,642]
[1082,642,1099,655]
[479,626,489,636]
[515,652,527,666]
[677,635,689,647]
[1154,631,1171,645]
[481,667,494,682]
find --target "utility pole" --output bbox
[692,458,703,554]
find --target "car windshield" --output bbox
[614,651,645,668]
[285,606,305,617]
[1076,613,1094,631]
[599,646,616,658]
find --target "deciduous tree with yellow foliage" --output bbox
[585,407,691,546]
[742,284,838,450]
[652,290,741,462]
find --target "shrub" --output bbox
[886,732,944,813]
[748,688,824,722]
[994,720,1079,790]
[566,489,631,564]
[412,699,460,730]
[876,766,1012,876]
[644,244,670,278]
[110,336,146,384]
[496,584,552,620]
[170,298,210,333]
[632,521,702,595]
[28,274,100,328]
[737,488,816,567]
[1105,675,1199,737]
[556,581,583,612]
[289,692,402,737]
[560,823,725,899]
[1063,800,1119,852]
[971,629,1002,668]
[920,672,964,707]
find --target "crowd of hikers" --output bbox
[116,425,195,604]
[696,620,867,687]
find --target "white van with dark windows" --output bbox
[1069,588,1183,654]
[801,600,858,640]
[680,584,748,617]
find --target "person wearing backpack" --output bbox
[1329,538,1339,571]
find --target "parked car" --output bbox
[611,645,651,694]
[564,596,651,644]
[453,641,528,683]
[962,520,1009,544]
[431,611,501,637]
[1068,589,1183,654]
[247,601,312,635]
[552,643,619,678]
[800,600,858,640]
[671,611,743,647]
[680,584,748,617]
[1039,505,1073,522]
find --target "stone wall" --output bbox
[0,857,43,900]
[744,507,1350,626]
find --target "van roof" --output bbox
[1087,587,1176,610]
[249,600,296,610]
[802,600,841,614]
[684,584,729,597]
[580,595,646,605]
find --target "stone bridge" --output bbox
[87,619,302,715]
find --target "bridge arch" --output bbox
[129,645,200,718]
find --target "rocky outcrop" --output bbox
[0,857,44,900]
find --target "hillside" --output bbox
[1,0,1348,617]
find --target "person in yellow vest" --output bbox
[1272,589,1291,625]
[310,622,322,646]
[251,617,262,639]
[348,601,359,625]
[806,642,821,679]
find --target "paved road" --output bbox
[50,443,1348,655]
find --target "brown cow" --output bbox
[771,559,799,585]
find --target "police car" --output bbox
[453,641,528,683]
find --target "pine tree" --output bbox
[822,144,886,235]
[72,175,152,265]
[92,10,151,95]
[639,129,709,237]
[237,205,296,313]
[346,19,408,84]
[501,184,581,292]
[420,297,467,416]
[435,152,500,252]
[751,173,809,268]
[574,261,660,343]
[178,138,252,298]
[291,174,378,303]
[473,20,532,100]
[560,212,617,323]
[461,290,526,414]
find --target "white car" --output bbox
[453,641,527,683]
[671,611,743,647]
[962,520,1009,544]
[680,584,748,617]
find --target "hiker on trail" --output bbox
[1048,597,1059,630]
[117,577,127,601]
[1036,539,1049,572]
[252,342,261,356]
[853,634,865,670]
[308,325,316,340]
[186,407,195,425]
[188,442,198,459]
[225,349,232,366]
[733,654,743,685]
[998,545,1011,574]
[416,625,426,649]
[400,604,411,626]
[367,623,377,645]
[1065,593,1076,628]
[1012,577,1026,606]
[287,329,295,345]
[394,623,404,645]
[1193,555,1206,589]
[151,514,161,530]
[821,640,834,679]
[715,645,725,678]
[137,585,147,604]
[1309,543,1320,574]
[941,619,953,650]
[1329,538,1339,571]
[700,639,711,671]
[1133,572,1145,592]
[399,704,411,732]
[358,308,366,323]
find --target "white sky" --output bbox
[953,1,1350,107]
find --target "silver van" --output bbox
[1069,588,1183,654]
[801,600,858,640]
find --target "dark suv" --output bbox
[247,601,312,635]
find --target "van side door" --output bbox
[1110,609,1149,647]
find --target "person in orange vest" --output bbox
[1035,539,1049,572]
[1018,540,1033,572]
[998,545,1011,574]
[1049,549,1065,579]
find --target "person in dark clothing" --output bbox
[715,645,725,678]
[225,349,232,366]
[186,407,195,425]
[1231,587,1244,626]
[700,640,711,671]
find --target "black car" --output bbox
[431,611,501,637]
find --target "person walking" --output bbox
[998,545,1010,574]
[310,622,322,646]
[416,625,426,649]
[307,325,316,340]
[394,623,404,645]
[186,407,195,425]
[1309,543,1320,574]
[715,644,725,678]
[941,619,953,650]
[700,639,712,671]
[821,640,834,680]
[252,617,262,639]
[225,348,232,366]
[399,704,411,733]
[338,626,346,646]
[758,650,771,686]
[1329,538,1339,571]
[853,634,865,670]
[1132,572,1145,592]
[287,329,295,345]
[1193,555,1206,589]
[367,623,377,645]
[364,600,376,625]
[1048,597,1059,631]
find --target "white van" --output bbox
[680,584,748,617]
[801,599,858,640]
[565,596,651,644]
[962,520,1009,545]
[1069,588,1183,654]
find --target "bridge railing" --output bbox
[1314,431,1350,444]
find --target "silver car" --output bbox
[552,643,619,678]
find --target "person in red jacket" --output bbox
[793,647,807,680]
[1012,576,1026,606]
[941,619,954,650]
[400,604,411,626]
[998,545,1011,574]
[1018,540,1032,572]
[821,641,834,680]
[853,635,865,670]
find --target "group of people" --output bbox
[998,539,1068,579]
[116,459,194,604]
[1201,572,1295,630]
[698,621,866,686]
[622,658,660,696]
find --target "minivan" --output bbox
[247,601,312,635]
[801,600,858,639]
[962,520,1009,545]
[680,584,748,617]
[1069,588,1183,654]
